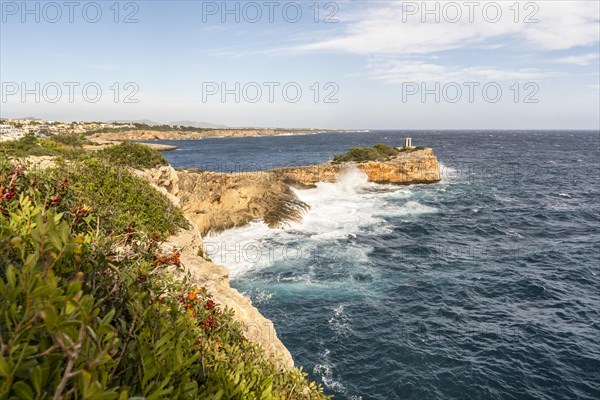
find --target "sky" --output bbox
[1,0,599,129]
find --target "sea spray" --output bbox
[203,166,439,278]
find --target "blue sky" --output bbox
[1,0,599,129]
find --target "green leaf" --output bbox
[65,279,82,298]
[100,309,116,326]
[13,381,34,400]
[0,357,10,377]
[30,365,42,394]
[5,265,16,288]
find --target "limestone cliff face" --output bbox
[140,146,441,371]
[271,147,441,188]
[168,169,308,235]
[139,166,303,369]
[158,224,295,369]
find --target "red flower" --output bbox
[204,300,215,310]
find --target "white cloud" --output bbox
[296,1,600,55]
[554,53,600,66]
[367,59,555,83]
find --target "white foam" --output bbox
[204,166,437,277]
[377,200,438,217]
[439,162,460,183]
[384,189,412,200]
[328,304,352,336]
[313,348,346,392]
[289,168,385,240]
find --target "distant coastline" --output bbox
[89,128,367,142]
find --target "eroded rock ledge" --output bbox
[157,223,296,369]
[271,147,441,188]
[140,146,441,370]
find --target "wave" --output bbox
[313,348,346,393]
[438,162,461,183]
[205,167,437,278]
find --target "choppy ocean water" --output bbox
[160,131,600,400]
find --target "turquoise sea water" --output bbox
[160,131,599,400]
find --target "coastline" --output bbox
[88,128,362,142]
[84,140,179,152]
[139,146,442,368]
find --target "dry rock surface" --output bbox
[158,223,295,369]
[271,147,441,188]
[89,129,318,141]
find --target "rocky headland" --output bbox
[271,147,441,188]
[134,146,441,368]
[89,128,326,142]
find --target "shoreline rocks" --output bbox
[89,129,324,142]
[271,147,441,188]
[84,140,178,151]
[141,147,441,370]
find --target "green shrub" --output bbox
[333,143,400,163]
[373,143,400,157]
[0,134,85,159]
[0,134,54,158]
[0,158,330,399]
[99,142,167,169]
[42,157,188,238]
[48,132,88,147]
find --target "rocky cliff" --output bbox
[139,146,441,370]
[156,223,296,369]
[271,147,441,188]
[138,166,306,370]
[143,167,309,235]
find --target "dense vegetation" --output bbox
[332,143,400,163]
[332,143,426,163]
[87,123,212,135]
[0,133,82,159]
[0,134,168,170]
[0,148,329,398]
[98,141,168,169]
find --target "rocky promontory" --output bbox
[89,128,323,141]
[138,145,441,369]
[144,147,440,234]
[271,147,441,188]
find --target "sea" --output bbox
[157,130,599,400]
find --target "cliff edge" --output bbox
[271,147,441,188]
[139,146,441,370]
